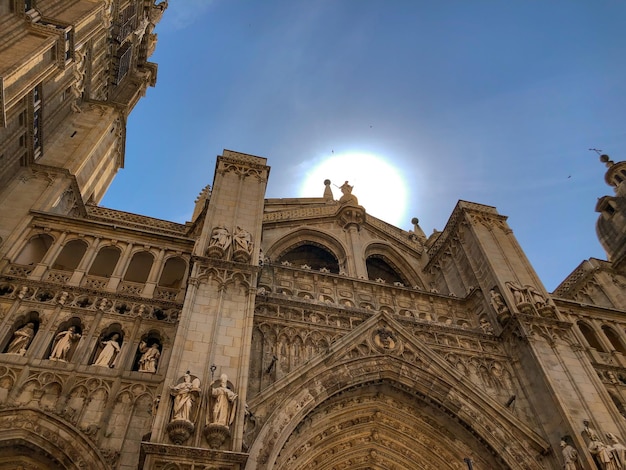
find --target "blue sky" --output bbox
[102,1,626,291]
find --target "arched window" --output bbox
[578,322,607,352]
[124,251,154,283]
[158,257,186,288]
[88,246,121,277]
[14,234,53,266]
[603,326,626,354]
[278,244,339,273]
[52,239,87,271]
[366,255,405,284]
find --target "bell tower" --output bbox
[596,154,626,270]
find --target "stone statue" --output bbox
[93,333,122,368]
[527,285,547,309]
[169,371,201,422]
[138,341,160,373]
[490,289,507,314]
[583,420,601,441]
[587,434,619,470]
[6,322,35,355]
[209,226,230,249]
[507,282,526,306]
[233,227,252,254]
[607,433,626,469]
[49,326,81,361]
[210,374,237,427]
[479,318,494,335]
[560,440,580,470]
[339,181,358,205]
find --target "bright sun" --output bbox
[300,152,408,226]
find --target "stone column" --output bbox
[107,242,133,291]
[68,237,101,286]
[142,248,166,298]
[145,150,269,469]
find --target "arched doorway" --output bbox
[245,313,550,469]
[0,441,66,469]
[274,380,506,469]
[0,409,109,470]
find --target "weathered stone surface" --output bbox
[1,4,626,470]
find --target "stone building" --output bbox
[1,2,626,470]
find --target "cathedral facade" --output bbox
[1,2,626,469]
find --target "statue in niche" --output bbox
[560,440,580,470]
[93,333,122,368]
[233,227,253,254]
[607,433,626,469]
[169,371,201,422]
[49,326,81,361]
[6,322,35,355]
[527,285,547,309]
[490,288,510,325]
[505,282,553,316]
[338,181,358,205]
[507,281,526,307]
[210,374,238,427]
[209,226,230,249]
[138,341,161,373]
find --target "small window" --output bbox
[603,326,626,354]
[33,85,41,104]
[578,322,607,352]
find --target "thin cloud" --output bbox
[160,1,218,32]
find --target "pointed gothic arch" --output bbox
[0,408,109,469]
[265,228,348,273]
[245,312,550,470]
[364,241,425,289]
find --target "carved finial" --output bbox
[323,179,334,200]
[410,217,426,242]
[600,154,615,168]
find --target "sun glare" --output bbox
[300,153,408,226]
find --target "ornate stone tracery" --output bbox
[246,311,549,470]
